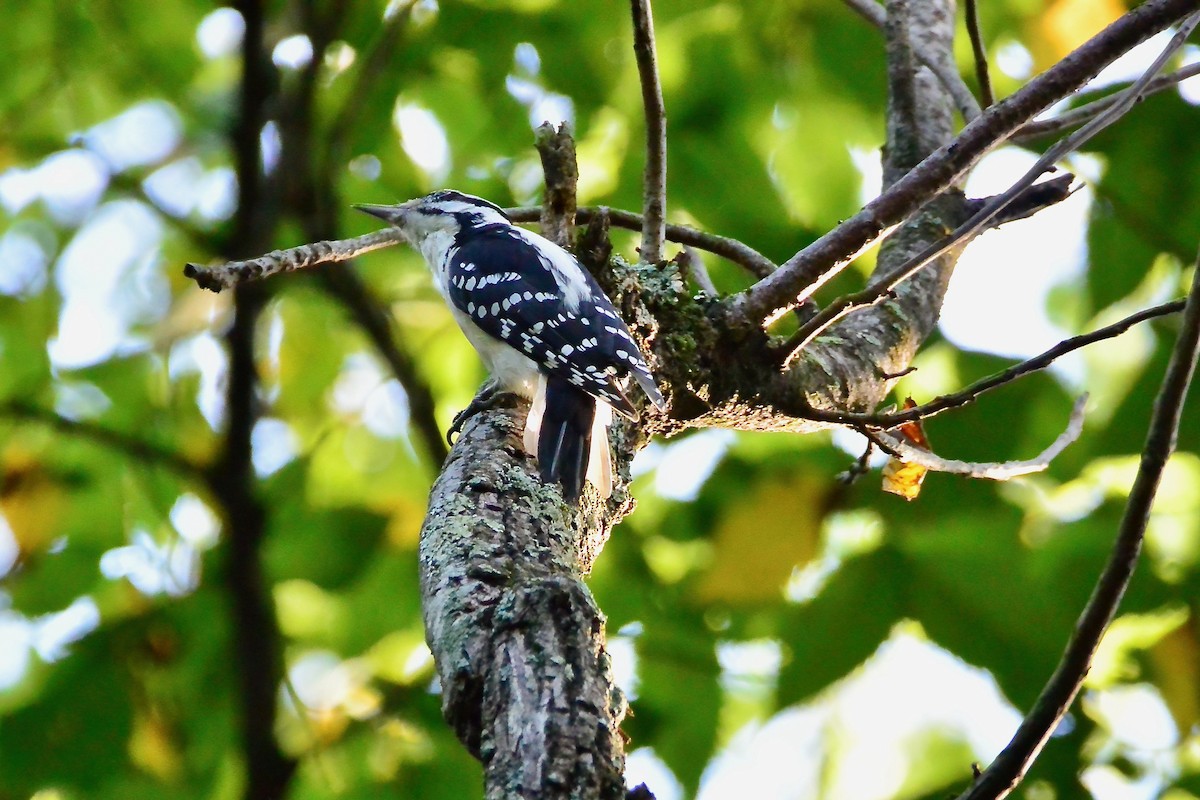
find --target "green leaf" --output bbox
[631,610,721,796]
[262,462,389,591]
[777,546,905,706]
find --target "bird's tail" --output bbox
[524,375,612,502]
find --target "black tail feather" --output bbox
[537,378,596,502]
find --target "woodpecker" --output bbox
[356,190,666,502]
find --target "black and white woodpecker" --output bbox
[355,190,666,502]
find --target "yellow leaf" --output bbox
[1149,619,1200,733]
[882,458,928,501]
[694,474,827,604]
[0,450,66,562]
[1039,0,1126,67]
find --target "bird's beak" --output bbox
[353,203,407,225]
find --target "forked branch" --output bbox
[868,394,1086,480]
[779,11,1200,364]
[726,0,1200,330]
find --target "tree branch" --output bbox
[959,245,1200,799]
[222,2,295,796]
[184,229,406,291]
[505,205,777,278]
[798,299,1186,430]
[779,12,1199,365]
[869,394,1086,479]
[726,0,1200,331]
[1012,62,1200,143]
[964,0,995,107]
[630,0,667,263]
[843,0,983,121]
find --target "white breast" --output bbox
[447,305,541,399]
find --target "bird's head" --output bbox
[354,190,510,245]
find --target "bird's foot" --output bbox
[447,381,516,444]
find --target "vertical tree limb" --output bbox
[843,0,983,121]
[630,0,667,263]
[536,122,580,247]
[218,3,295,798]
[419,410,629,800]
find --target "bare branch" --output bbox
[677,247,718,296]
[505,205,777,278]
[1013,62,1200,143]
[965,0,995,107]
[869,394,1086,479]
[630,0,667,263]
[969,173,1076,227]
[779,12,1200,365]
[184,228,406,292]
[800,299,1186,429]
[959,244,1200,799]
[727,0,1200,330]
[843,0,983,121]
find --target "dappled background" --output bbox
[2,1,1200,798]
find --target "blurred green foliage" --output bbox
[2,1,1199,799]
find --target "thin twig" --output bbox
[967,173,1076,227]
[843,0,983,121]
[677,247,718,296]
[800,299,1186,430]
[184,228,407,292]
[727,0,1200,330]
[837,440,877,484]
[964,0,995,107]
[959,247,1200,800]
[868,394,1086,479]
[505,205,777,277]
[780,12,1200,366]
[0,401,209,483]
[1013,62,1200,143]
[630,0,667,263]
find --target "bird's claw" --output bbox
[447,382,507,444]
